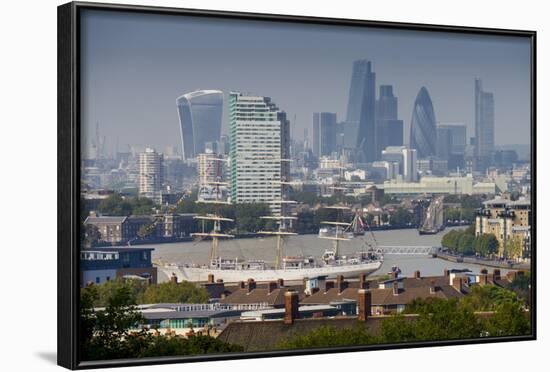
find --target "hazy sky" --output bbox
[80,9,532,155]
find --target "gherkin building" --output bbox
[409,87,437,159]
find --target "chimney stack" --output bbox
[277,278,285,288]
[479,273,488,286]
[452,277,463,293]
[239,281,245,289]
[429,280,436,294]
[359,273,367,285]
[357,289,372,321]
[392,281,399,296]
[247,278,256,292]
[444,269,450,277]
[506,271,517,281]
[480,267,488,275]
[414,270,421,279]
[284,290,299,325]
[207,274,215,284]
[360,278,370,290]
[216,279,224,283]
[391,271,399,279]
[337,275,347,294]
[170,273,178,284]
[324,281,335,292]
[493,269,501,281]
[267,281,277,294]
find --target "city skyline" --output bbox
[80,10,531,155]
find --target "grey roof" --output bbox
[141,309,241,320]
[84,216,127,224]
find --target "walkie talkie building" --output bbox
[176,90,223,159]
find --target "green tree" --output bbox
[98,194,133,216]
[458,234,475,255]
[389,207,413,226]
[484,301,531,337]
[141,281,210,304]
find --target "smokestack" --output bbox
[284,290,299,325]
[429,280,436,294]
[170,273,178,284]
[414,270,421,279]
[357,289,372,321]
[207,274,215,284]
[392,281,399,296]
[247,278,256,292]
[493,269,501,281]
[277,278,285,288]
[267,281,277,294]
[452,277,463,292]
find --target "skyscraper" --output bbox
[376,85,403,157]
[229,92,290,215]
[344,59,376,162]
[312,112,337,157]
[139,148,163,202]
[474,79,495,171]
[410,87,437,159]
[176,90,223,160]
[437,123,467,170]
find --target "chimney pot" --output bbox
[357,289,372,321]
[284,290,299,325]
[414,270,421,279]
[216,279,224,283]
[480,267,488,275]
[337,275,348,294]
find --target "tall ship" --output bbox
[418,195,446,235]
[160,158,382,283]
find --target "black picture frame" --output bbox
[58,1,537,369]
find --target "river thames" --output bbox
[149,227,509,282]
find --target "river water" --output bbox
[149,227,509,282]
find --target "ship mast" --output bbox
[257,160,298,269]
[191,156,233,263]
[318,163,351,259]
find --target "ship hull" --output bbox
[160,261,382,283]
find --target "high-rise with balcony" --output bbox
[229,92,290,215]
[474,79,495,171]
[176,90,223,160]
[139,148,163,202]
[410,87,437,159]
[344,59,376,162]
